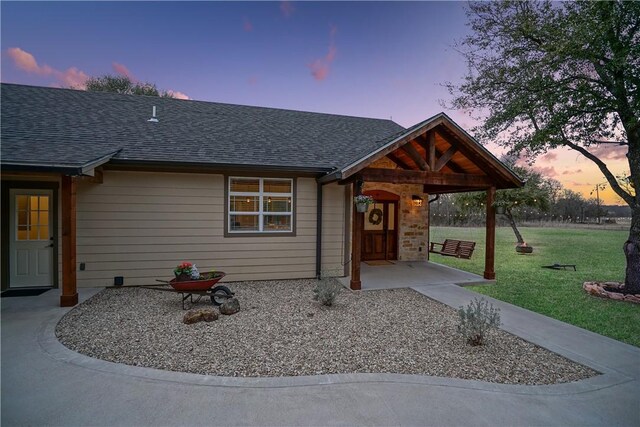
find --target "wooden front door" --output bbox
[362,201,398,261]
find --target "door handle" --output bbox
[46,243,54,248]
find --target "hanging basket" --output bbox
[356,202,369,213]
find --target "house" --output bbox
[1,83,522,306]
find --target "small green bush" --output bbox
[458,297,501,346]
[313,279,342,306]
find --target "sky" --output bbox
[1,1,630,205]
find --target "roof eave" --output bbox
[107,159,335,176]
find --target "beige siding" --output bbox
[4,171,348,288]
[75,171,345,287]
[321,182,347,277]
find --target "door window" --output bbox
[16,195,50,241]
[364,203,384,231]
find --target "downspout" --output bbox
[316,181,323,279]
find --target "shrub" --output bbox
[313,279,342,306]
[457,297,501,346]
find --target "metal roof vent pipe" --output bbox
[147,106,159,123]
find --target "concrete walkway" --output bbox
[2,286,639,426]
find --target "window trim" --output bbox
[225,176,297,236]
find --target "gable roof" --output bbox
[319,112,523,191]
[1,83,404,175]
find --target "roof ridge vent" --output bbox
[147,106,159,123]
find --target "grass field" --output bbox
[430,226,640,347]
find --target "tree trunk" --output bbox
[503,210,525,244]
[623,204,640,294]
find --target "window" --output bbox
[228,177,293,233]
[16,195,50,241]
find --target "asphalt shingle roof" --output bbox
[1,84,405,173]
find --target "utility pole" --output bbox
[590,183,607,224]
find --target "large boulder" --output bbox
[220,298,240,315]
[183,308,219,324]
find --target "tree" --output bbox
[84,75,175,97]
[446,1,639,292]
[456,164,551,244]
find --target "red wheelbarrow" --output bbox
[142,273,233,310]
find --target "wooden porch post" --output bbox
[350,180,363,290]
[484,186,496,280]
[60,175,78,307]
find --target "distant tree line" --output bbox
[430,173,631,229]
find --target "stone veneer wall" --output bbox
[363,158,429,262]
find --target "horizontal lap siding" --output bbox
[75,171,320,287]
[321,183,346,276]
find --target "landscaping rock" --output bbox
[56,281,598,384]
[582,281,640,304]
[220,298,240,315]
[183,308,218,324]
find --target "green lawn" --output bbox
[429,226,640,347]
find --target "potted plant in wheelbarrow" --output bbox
[174,262,232,303]
[172,262,226,291]
[144,262,233,309]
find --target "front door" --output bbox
[9,189,54,288]
[362,201,398,261]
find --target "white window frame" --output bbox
[228,177,294,233]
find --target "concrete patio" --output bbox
[338,260,492,290]
[2,285,639,426]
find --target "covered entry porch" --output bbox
[321,113,523,291]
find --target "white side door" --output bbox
[9,189,54,288]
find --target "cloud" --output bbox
[532,165,558,177]
[280,1,294,18]
[587,144,628,160]
[562,169,582,175]
[308,25,338,81]
[56,67,90,88]
[568,181,590,187]
[540,152,558,162]
[7,47,52,74]
[7,47,88,88]
[243,17,253,32]
[112,62,135,80]
[8,47,188,98]
[166,90,190,100]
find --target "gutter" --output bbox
[107,159,334,176]
[318,169,342,184]
[1,149,122,176]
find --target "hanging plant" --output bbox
[354,195,375,213]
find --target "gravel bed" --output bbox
[56,279,598,385]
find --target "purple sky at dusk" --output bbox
[1,1,629,205]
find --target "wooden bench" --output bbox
[429,239,476,259]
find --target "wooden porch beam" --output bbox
[427,131,436,171]
[434,145,458,172]
[484,186,496,280]
[386,152,413,170]
[350,180,363,290]
[401,143,429,171]
[360,168,492,187]
[61,175,78,307]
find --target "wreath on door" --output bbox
[368,208,383,225]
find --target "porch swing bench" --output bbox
[429,239,476,259]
